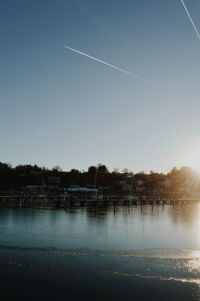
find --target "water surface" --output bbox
[1,204,200,300]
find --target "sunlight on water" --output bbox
[1,205,200,294]
[191,250,200,259]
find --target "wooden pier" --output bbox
[0,193,198,208]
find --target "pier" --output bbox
[0,193,198,208]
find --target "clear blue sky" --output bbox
[1,0,200,173]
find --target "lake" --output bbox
[0,204,200,300]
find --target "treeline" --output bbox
[0,162,200,195]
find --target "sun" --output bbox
[187,150,200,172]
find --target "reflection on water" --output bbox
[168,204,200,224]
[0,204,200,290]
[1,204,200,251]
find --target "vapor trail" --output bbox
[180,0,200,40]
[64,46,158,87]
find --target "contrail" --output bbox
[64,46,158,87]
[180,0,200,40]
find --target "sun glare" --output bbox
[187,150,200,172]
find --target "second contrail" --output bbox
[180,0,200,40]
[64,46,158,87]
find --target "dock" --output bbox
[0,193,198,208]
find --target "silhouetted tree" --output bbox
[87,166,97,186]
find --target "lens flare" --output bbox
[187,150,200,172]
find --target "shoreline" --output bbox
[0,260,199,301]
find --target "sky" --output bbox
[1,0,200,173]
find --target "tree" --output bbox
[87,166,97,186]
[97,164,108,175]
[52,165,62,172]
